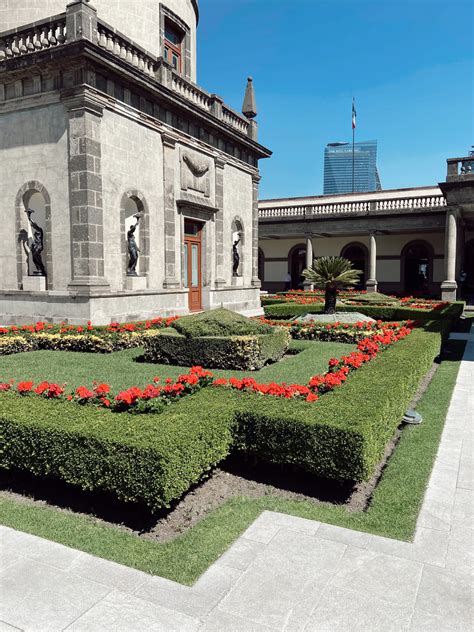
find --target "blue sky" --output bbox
[197,0,473,199]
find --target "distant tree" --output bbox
[303,256,362,314]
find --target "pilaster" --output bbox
[251,172,261,287]
[66,0,98,44]
[214,157,227,288]
[162,133,180,289]
[63,91,109,294]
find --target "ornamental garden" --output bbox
[0,264,467,582]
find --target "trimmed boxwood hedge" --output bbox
[0,392,237,511]
[142,328,290,370]
[0,321,447,508]
[263,301,464,324]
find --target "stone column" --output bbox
[214,157,226,288]
[303,234,314,289]
[441,209,458,300]
[366,232,378,292]
[162,133,180,289]
[63,93,109,294]
[251,173,261,287]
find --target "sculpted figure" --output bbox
[127,215,141,275]
[26,209,46,275]
[232,235,241,276]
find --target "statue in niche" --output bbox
[25,209,46,276]
[232,234,242,276]
[127,213,142,275]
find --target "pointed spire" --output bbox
[242,77,257,119]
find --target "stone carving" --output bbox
[25,209,46,276]
[233,235,241,276]
[127,213,142,276]
[180,149,211,197]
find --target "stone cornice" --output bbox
[0,39,271,161]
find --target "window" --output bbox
[164,21,183,72]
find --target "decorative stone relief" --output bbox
[180,149,211,197]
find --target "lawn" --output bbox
[0,335,465,585]
[0,339,354,390]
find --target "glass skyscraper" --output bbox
[323,140,381,194]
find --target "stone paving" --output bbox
[1,325,473,631]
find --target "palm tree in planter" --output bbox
[302,256,362,314]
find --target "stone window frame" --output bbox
[159,4,192,81]
[120,190,150,285]
[15,181,53,290]
[231,216,245,278]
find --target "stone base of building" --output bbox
[441,281,458,301]
[0,287,262,325]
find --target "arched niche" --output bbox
[341,241,368,289]
[15,181,52,289]
[120,190,149,285]
[401,240,434,295]
[231,217,244,277]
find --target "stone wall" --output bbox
[0,102,70,292]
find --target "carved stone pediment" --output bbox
[180,149,211,198]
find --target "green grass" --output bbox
[0,338,464,585]
[0,340,353,390]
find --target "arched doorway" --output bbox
[341,242,367,289]
[288,243,306,289]
[463,239,474,300]
[402,241,433,295]
[258,248,265,284]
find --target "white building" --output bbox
[258,160,474,301]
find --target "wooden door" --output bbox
[184,220,203,312]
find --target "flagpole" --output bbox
[352,98,355,193]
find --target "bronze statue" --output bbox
[232,235,241,276]
[26,209,46,276]
[127,214,141,275]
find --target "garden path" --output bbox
[1,325,473,631]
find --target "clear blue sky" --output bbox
[197,0,473,199]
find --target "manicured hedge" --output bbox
[231,322,446,481]
[142,328,290,370]
[0,320,449,509]
[0,390,237,511]
[263,301,464,324]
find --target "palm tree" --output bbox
[302,256,362,314]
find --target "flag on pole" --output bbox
[352,98,357,130]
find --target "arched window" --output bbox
[288,243,307,290]
[401,240,433,295]
[462,239,474,299]
[120,191,149,284]
[15,181,52,289]
[341,242,368,289]
[231,217,244,277]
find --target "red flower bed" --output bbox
[0,324,413,411]
[0,317,179,337]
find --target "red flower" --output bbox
[95,383,111,396]
[17,381,33,393]
[0,383,11,391]
[35,381,50,395]
[76,386,95,399]
[213,378,228,386]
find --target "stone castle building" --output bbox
[0,0,271,324]
[258,157,474,301]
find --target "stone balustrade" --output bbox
[222,105,249,134]
[259,193,447,219]
[97,20,156,78]
[170,71,212,111]
[0,13,67,62]
[446,156,474,181]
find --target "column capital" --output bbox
[214,156,227,169]
[161,132,177,149]
[61,88,106,117]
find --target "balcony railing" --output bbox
[259,194,447,219]
[446,156,474,181]
[0,13,67,61]
[97,20,156,78]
